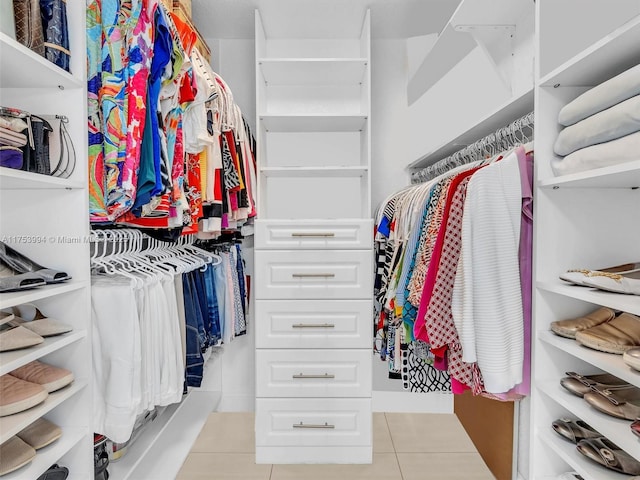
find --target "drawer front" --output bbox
[255,220,373,250]
[256,398,372,447]
[255,250,372,300]
[255,300,371,349]
[256,349,371,398]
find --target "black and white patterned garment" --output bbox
[401,341,451,393]
[221,132,240,191]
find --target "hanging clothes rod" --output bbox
[411,111,534,184]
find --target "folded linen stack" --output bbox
[552,63,640,176]
[0,114,28,170]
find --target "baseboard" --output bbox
[256,446,372,464]
[372,390,453,413]
[218,393,255,412]
[112,390,221,480]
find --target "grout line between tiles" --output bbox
[384,412,404,480]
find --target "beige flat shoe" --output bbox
[575,312,640,354]
[3,303,73,338]
[550,307,616,339]
[9,361,74,393]
[17,417,62,449]
[560,371,629,397]
[0,323,44,352]
[0,436,36,475]
[584,385,640,420]
[0,374,48,417]
[560,262,640,286]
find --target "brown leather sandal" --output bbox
[551,418,602,443]
[577,436,640,475]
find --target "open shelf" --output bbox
[537,282,640,317]
[538,330,640,388]
[0,33,83,90]
[539,14,640,87]
[0,381,87,444]
[0,167,85,190]
[2,427,86,480]
[258,58,367,86]
[260,166,368,178]
[0,281,89,311]
[0,330,87,376]
[260,114,367,132]
[538,379,640,461]
[538,428,631,480]
[407,88,534,169]
[538,159,640,189]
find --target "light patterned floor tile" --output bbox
[190,412,255,453]
[177,453,271,480]
[270,453,401,480]
[386,413,476,452]
[397,452,495,480]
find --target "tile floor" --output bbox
[177,412,495,480]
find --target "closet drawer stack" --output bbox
[254,10,373,464]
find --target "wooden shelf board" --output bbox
[0,167,85,190]
[0,33,83,89]
[2,427,86,480]
[260,166,368,177]
[258,58,367,86]
[538,330,640,389]
[0,330,87,376]
[260,114,367,132]
[539,15,640,87]
[538,428,631,480]
[407,88,533,169]
[538,159,640,189]
[0,281,89,311]
[536,282,640,317]
[0,381,87,444]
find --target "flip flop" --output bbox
[0,241,71,284]
[577,436,640,475]
[560,371,629,397]
[551,418,602,443]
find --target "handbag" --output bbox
[41,114,75,178]
[36,464,69,480]
[39,0,70,72]
[12,0,45,56]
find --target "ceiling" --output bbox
[192,0,460,39]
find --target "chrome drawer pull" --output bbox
[291,232,335,237]
[293,422,335,429]
[292,373,335,379]
[292,273,336,278]
[292,323,335,329]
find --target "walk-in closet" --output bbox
[1,1,639,479]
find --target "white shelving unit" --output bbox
[254,8,373,464]
[0,3,92,478]
[531,3,640,479]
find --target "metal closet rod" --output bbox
[410,111,534,184]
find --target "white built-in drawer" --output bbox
[256,349,371,398]
[255,398,371,447]
[255,250,372,300]
[255,220,373,250]
[255,300,371,349]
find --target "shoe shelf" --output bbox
[0,380,87,444]
[0,33,84,90]
[260,114,368,132]
[1,426,86,480]
[538,428,631,480]
[260,166,369,177]
[538,14,640,88]
[537,159,640,189]
[537,282,640,317]
[538,330,640,388]
[258,58,368,86]
[0,330,87,376]
[0,281,89,311]
[538,379,640,461]
[0,167,86,190]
